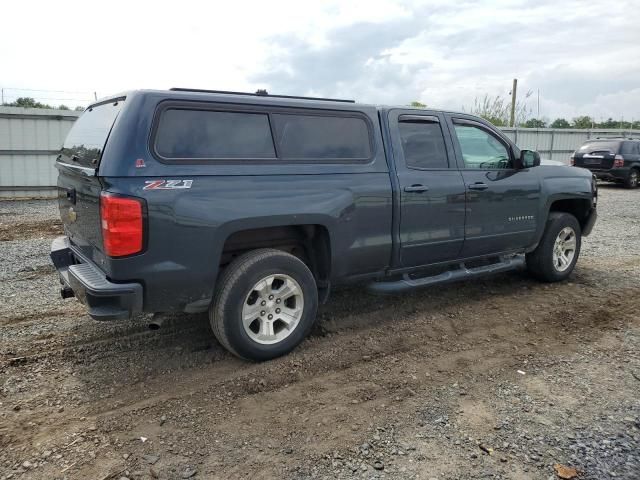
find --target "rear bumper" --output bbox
[50,236,142,320]
[588,168,629,181]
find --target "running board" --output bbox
[367,255,525,294]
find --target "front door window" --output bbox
[454,125,511,169]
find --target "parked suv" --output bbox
[51,89,597,361]
[571,138,640,188]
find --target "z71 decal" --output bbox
[143,180,193,190]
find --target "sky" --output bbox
[1,0,639,122]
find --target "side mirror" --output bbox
[519,149,541,168]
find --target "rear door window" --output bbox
[155,109,276,159]
[272,113,371,160]
[398,120,449,169]
[61,99,124,167]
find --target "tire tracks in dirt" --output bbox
[7,277,635,478]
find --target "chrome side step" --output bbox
[367,255,525,294]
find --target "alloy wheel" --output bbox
[552,227,577,272]
[241,274,304,345]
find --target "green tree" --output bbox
[572,116,594,129]
[469,95,507,126]
[522,118,546,128]
[597,118,618,129]
[3,96,53,109]
[550,118,570,128]
[468,94,531,127]
[2,96,83,111]
[409,101,426,108]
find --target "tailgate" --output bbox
[56,99,124,258]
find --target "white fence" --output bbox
[0,106,639,199]
[0,106,80,199]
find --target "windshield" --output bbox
[61,99,124,167]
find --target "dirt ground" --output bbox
[1,185,639,480]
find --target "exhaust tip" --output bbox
[148,314,165,330]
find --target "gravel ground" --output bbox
[0,184,639,480]
[0,199,66,324]
[582,184,640,262]
[0,199,59,224]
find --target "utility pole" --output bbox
[94,91,98,101]
[1,88,4,105]
[510,78,517,127]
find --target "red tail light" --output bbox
[613,154,624,168]
[100,193,144,257]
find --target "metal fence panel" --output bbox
[0,106,79,198]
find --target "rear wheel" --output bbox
[210,249,318,361]
[526,212,581,282]
[624,168,639,189]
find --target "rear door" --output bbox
[56,98,124,258]
[446,115,541,258]
[388,110,466,267]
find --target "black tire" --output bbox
[624,168,639,189]
[526,212,581,282]
[210,249,318,361]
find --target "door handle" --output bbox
[404,184,429,193]
[467,183,488,191]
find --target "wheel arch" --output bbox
[529,194,592,252]
[548,197,592,231]
[216,219,333,301]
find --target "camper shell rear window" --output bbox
[61,98,124,167]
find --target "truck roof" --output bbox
[91,88,458,115]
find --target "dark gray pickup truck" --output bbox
[51,88,597,360]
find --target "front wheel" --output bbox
[210,249,318,361]
[526,212,581,282]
